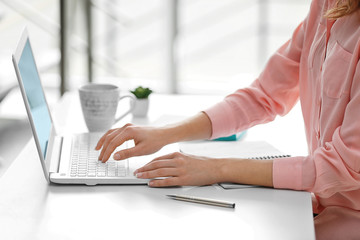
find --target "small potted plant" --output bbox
[130,86,153,117]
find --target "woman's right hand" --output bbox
[96,112,213,163]
[95,123,168,163]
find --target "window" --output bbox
[0,0,311,97]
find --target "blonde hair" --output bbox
[325,0,360,19]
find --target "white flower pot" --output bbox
[132,98,149,117]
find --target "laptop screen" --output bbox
[17,39,52,158]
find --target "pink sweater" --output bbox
[205,0,360,238]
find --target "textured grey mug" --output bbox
[79,83,135,132]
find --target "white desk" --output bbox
[0,93,314,240]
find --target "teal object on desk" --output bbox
[213,131,247,141]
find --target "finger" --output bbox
[99,126,131,160]
[98,128,123,160]
[134,159,177,174]
[98,123,133,152]
[95,129,117,150]
[148,177,180,187]
[151,152,181,161]
[136,168,179,179]
[100,132,133,162]
[113,147,138,161]
[135,152,182,172]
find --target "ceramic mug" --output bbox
[79,83,135,132]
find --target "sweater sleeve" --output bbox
[205,21,305,139]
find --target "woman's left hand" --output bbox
[134,152,223,187]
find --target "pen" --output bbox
[166,194,236,208]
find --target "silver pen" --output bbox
[166,194,235,208]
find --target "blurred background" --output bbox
[0,0,310,176]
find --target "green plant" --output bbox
[130,86,153,99]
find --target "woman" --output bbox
[96,0,360,239]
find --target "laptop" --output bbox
[12,28,148,185]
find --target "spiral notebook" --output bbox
[179,140,290,189]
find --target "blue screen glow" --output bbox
[18,40,52,158]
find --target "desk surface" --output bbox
[0,93,314,240]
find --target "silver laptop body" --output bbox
[12,28,148,185]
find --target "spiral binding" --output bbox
[251,155,291,160]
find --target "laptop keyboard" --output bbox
[70,133,128,177]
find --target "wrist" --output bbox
[163,112,213,144]
[217,158,235,183]
[155,125,178,147]
[212,158,229,183]
[217,158,274,187]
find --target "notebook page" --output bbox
[179,140,286,159]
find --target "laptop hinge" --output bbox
[49,136,63,173]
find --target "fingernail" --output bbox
[148,181,154,187]
[136,173,143,178]
[114,153,120,160]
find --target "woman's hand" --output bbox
[134,152,223,187]
[96,123,168,162]
[96,113,213,163]
[134,152,274,188]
